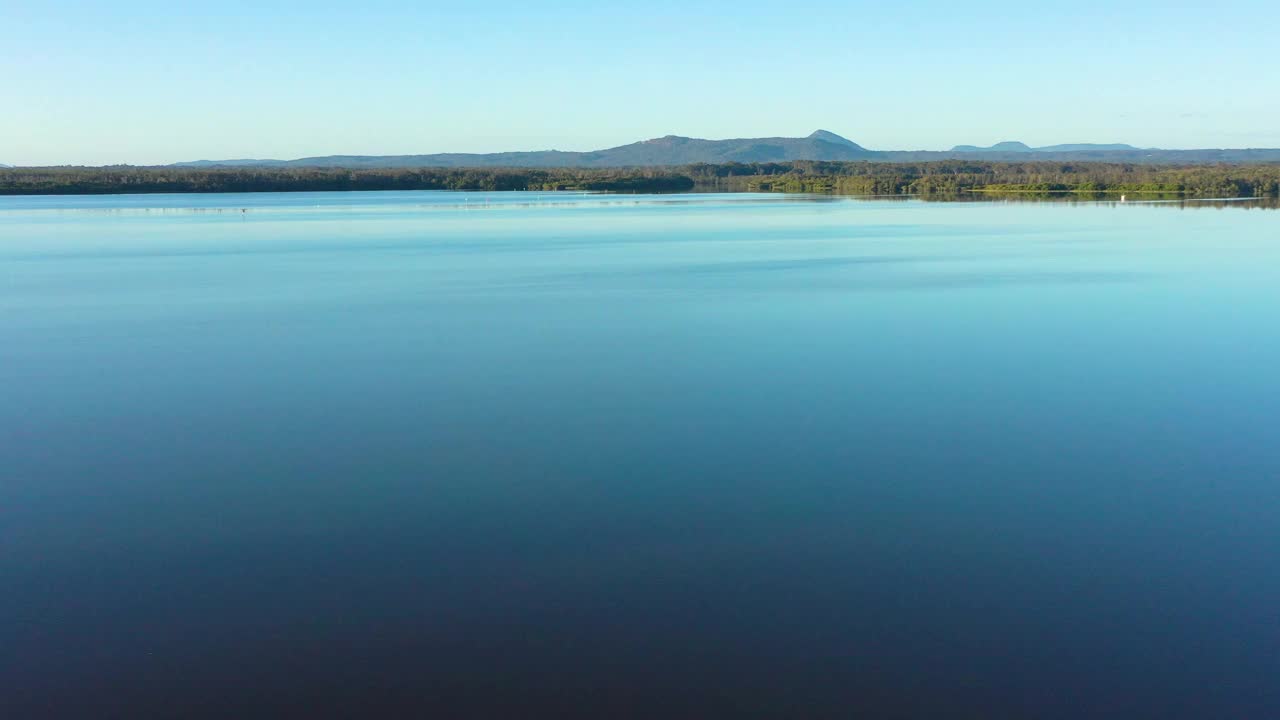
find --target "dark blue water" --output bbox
[3,192,1279,718]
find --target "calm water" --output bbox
[3,191,1279,718]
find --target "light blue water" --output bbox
[2,191,1279,718]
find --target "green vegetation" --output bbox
[0,167,696,195]
[686,160,1280,198]
[2,161,1278,197]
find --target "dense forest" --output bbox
[2,161,1278,197]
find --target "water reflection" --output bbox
[3,189,1279,718]
[2,190,1276,217]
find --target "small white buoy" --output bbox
[1120,194,1126,202]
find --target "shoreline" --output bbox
[3,161,1279,199]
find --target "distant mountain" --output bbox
[176,159,288,168]
[578,130,871,166]
[171,132,1280,169]
[807,129,864,148]
[951,141,1140,153]
[0,163,12,168]
[1036,143,1140,152]
[172,130,874,169]
[952,141,1034,153]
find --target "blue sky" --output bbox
[4,0,1279,165]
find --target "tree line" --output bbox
[2,161,1278,197]
[683,160,1280,197]
[0,167,696,195]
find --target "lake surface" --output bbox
[3,191,1279,718]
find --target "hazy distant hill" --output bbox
[174,159,288,167]
[170,131,1280,168]
[0,163,12,168]
[173,130,873,168]
[952,141,1035,153]
[1036,143,1140,152]
[577,130,871,165]
[951,141,1140,153]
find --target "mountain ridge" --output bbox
[952,141,1142,153]
[162,132,1280,168]
[173,130,874,169]
[952,141,1035,153]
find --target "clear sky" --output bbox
[5,0,1279,165]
